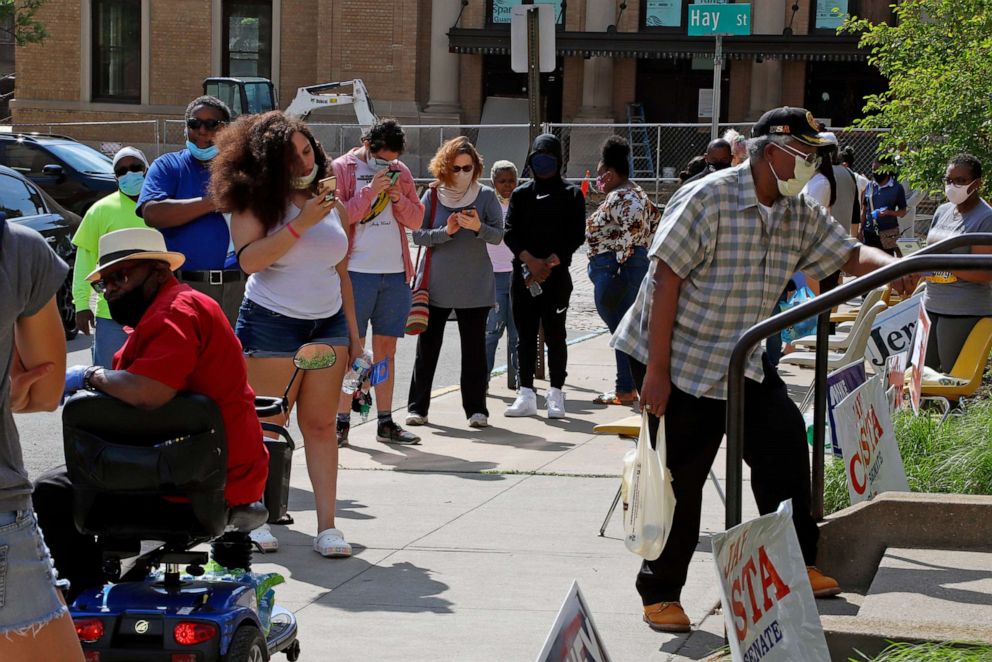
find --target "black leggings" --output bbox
[512,269,572,389]
[924,311,983,373]
[628,355,819,604]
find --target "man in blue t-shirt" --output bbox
[859,155,908,257]
[137,95,243,324]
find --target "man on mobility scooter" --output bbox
[34,228,301,660]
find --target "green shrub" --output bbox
[823,400,992,515]
[854,641,992,661]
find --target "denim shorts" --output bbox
[349,271,412,338]
[0,510,67,636]
[235,298,351,357]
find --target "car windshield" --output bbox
[45,142,114,175]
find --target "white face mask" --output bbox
[769,145,818,197]
[945,181,975,206]
[291,163,318,189]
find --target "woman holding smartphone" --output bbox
[211,111,361,558]
[406,137,504,428]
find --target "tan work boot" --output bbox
[807,566,841,598]
[643,601,691,632]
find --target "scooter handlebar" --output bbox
[254,396,285,418]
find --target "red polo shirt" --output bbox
[114,278,267,506]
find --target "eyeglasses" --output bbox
[114,163,145,178]
[91,264,146,295]
[186,118,225,131]
[451,165,474,173]
[772,142,821,168]
[944,176,974,186]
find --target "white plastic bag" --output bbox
[621,412,675,560]
[712,500,830,662]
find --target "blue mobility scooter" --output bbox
[61,343,336,661]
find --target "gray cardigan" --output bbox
[412,185,504,309]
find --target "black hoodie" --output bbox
[503,134,586,268]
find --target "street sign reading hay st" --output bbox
[687,3,752,36]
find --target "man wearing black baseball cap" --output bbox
[611,106,916,632]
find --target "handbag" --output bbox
[867,183,900,250]
[622,411,676,560]
[405,188,437,336]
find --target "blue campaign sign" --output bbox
[687,3,751,36]
[370,358,389,387]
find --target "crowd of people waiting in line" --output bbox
[3,96,991,657]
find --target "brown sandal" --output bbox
[593,391,636,405]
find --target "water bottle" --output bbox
[521,264,543,297]
[342,350,373,394]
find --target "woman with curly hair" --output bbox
[406,136,504,428]
[211,111,361,558]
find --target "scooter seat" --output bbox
[228,501,268,532]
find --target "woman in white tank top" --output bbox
[212,112,361,559]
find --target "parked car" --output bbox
[0,164,81,339]
[0,133,117,216]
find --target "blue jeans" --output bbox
[92,316,129,368]
[235,298,351,357]
[485,271,518,379]
[0,510,66,635]
[588,247,649,393]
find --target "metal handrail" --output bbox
[725,233,992,530]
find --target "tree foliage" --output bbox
[0,0,48,48]
[844,0,992,194]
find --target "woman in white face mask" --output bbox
[922,153,992,373]
[407,137,506,429]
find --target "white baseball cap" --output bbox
[112,146,149,170]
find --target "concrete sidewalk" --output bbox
[254,333,787,661]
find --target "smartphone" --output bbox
[319,176,336,202]
[463,206,476,214]
[387,169,401,185]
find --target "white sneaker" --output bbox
[405,413,428,426]
[468,413,489,428]
[313,528,352,558]
[249,523,279,553]
[546,387,566,419]
[505,387,538,417]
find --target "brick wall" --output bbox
[280,0,319,102]
[150,0,212,107]
[16,0,81,102]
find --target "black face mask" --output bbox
[107,273,158,328]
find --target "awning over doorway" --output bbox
[448,28,867,62]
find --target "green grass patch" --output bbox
[852,641,992,661]
[824,399,992,515]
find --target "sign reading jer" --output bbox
[712,501,830,662]
[687,3,752,36]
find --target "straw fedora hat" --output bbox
[86,228,185,282]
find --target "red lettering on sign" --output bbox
[728,545,793,643]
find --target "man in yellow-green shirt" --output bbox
[71,147,150,367]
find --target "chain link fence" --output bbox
[9,120,162,158]
[13,118,893,208]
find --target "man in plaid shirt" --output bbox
[613,107,917,633]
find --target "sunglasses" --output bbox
[451,164,474,173]
[91,263,147,295]
[186,118,225,131]
[114,163,145,178]
[772,142,821,168]
[944,176,974,186]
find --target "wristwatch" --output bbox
[82,366,101,391]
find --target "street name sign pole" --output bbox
[688,3,752,139]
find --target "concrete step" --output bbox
[860,547,992,631]
[821,547,992,660]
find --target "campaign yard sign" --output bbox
[864,293,924,370]
[833,375,909,504]
[536,581,611,662]
[909,305,932,415]
[826,361,868,457]
[712,500,830,662]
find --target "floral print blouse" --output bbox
[585,181,661,263]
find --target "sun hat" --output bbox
[85,227,185,282]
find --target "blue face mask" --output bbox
[531,153,558,179]
[186,139,218,161]
[118,171,145,197]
